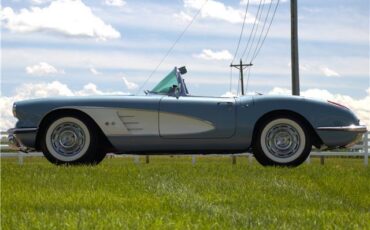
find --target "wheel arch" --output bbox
[251,110,323,149]
[35,108,115,152]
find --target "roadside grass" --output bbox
[1,157,369,229]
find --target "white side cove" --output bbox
[159,112,214,136]
[117,109,158,135]
[78,108,131,136]
[74,107,214,136]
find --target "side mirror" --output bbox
[179,66,187,75]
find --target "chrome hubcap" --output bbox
[51,122,86,156]
[266,124,300,158]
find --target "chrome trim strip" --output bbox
[17,128,37,133]
[316,125,367,132]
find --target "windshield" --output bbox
[151,69,179,94]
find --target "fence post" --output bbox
[17,152,24,165]
[364,133,368,166]
[232,155,236,165]
[145,155,150,164]
[145,155,149,164]
[133,155,140,164]
[192,155,196,165]
[320,155,325,165]
[248,154,253,164]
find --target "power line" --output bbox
[242,0,266,61]
[251,0,281,62]
[249,0,274,62]
[136,0,209,94]
[230,0,250,95]
[231,0,250,64]
[231,0,281,96]
[245,66,252,93]
[240,0,264,61]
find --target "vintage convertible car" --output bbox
[8,67,367,166]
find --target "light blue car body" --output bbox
[9,67,365,154]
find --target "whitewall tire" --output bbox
[253,116,311,166]
[41,115,105,165]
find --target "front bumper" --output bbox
[316,125,367,148]
[7,128,38,152]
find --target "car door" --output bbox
[159,96,236,138]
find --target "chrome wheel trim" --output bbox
[46,117,90,162]
[261,118,305,163]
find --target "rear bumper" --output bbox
[316,125,367,148]
[7,128,38,152]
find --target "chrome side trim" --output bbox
[316,125,367,132]
[8,128,38,134]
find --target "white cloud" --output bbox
[268,87,370,128]
[0,81,128,130]
[174,11,193,22]
[1,0,121,40]
[268,87,291,95]
[320,66,340,77]
[183,0,255,24]
[89,67,101,75]
[30,0,52,4]
[104,0,126,7]
[25,62,63,76]
[1,97,18,130]
[74,83,124,96]
[288,62,341,77]
[221,91,237,97]
[122,77,138,90]
[194,49,233,60]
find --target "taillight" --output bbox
[328,100,349,110]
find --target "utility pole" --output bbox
[291,0,300,95]
[230,59,253,95]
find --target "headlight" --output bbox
[12,103,17,117]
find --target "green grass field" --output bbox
[1,156,369,229]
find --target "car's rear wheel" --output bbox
[41,115,106,165]
[253,116,311,167]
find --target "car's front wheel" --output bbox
[41,115,106,165]
[253,116,311,167]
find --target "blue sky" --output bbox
[0,0,369,128]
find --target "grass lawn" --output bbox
[1,156,369,229]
